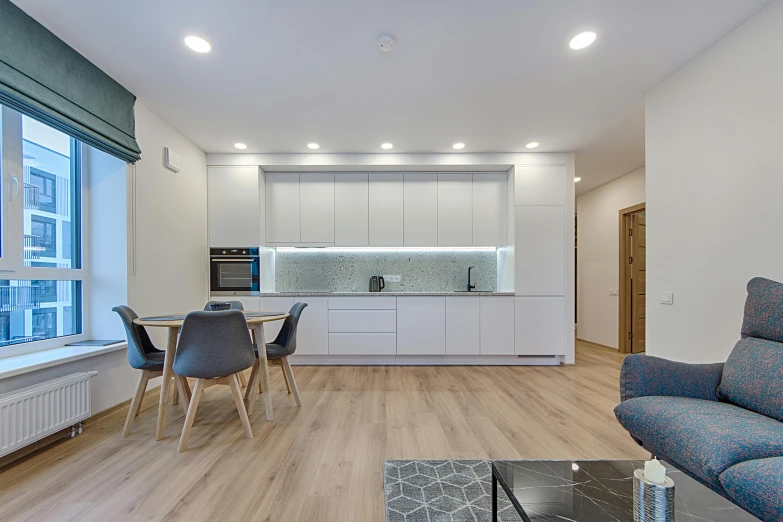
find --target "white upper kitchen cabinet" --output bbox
[479,296,515,355]
[445,297,480,355]
[299,173,335,244]
[334,173,369,246]
[403,173,438,246]
[515,205,565,296]
[438,173,473,246]
[472,173,507,246]
[514,297,565,356]
[397,297,446,355]
[369,173,404,246]
[514,165,566,206]
[208,166,261,247]
[265,173,300,243]
[295,296,329,355]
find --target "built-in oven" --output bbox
[209,248,260,294]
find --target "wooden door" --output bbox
[631,214,646,353]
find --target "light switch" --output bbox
[384,275,402,283]
[660,292,674,305]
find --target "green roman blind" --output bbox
[0,0,141,162]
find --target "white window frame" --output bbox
[0,106,89,358]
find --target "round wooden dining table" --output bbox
[134,310,289,441]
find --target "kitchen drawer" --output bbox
[329,333,397,355]
[328,310,396,332]
[328,296,396,310]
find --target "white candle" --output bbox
[644,458,667,485]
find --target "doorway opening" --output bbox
[619,203,645,354]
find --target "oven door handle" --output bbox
[211,258,259,262]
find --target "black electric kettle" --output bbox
[369,276,385,292]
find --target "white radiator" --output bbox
[0,371,96,458]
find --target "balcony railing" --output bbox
[23,183,40,210]
[0,285,41,313]
[0,335,47,347]
[23,234,53,260]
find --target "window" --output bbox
[0,105,86,352]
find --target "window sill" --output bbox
[0,342,128,381]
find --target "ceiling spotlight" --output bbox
[184,35,212,53]
[381,143,394,150]
[233,142,247,150]
[526,142,540,149]
[307,143,320,150]
[574,177,582,182]
[452,142,465,150]
[569,31,597,50]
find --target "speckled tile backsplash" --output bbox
[274,250,497,293]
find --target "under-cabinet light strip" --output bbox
[275,247,498,253]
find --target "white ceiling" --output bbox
[13,0,772,191]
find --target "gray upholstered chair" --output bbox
[246,302,307,409]
[173,310,256,452]
[203,300,245,311]
[113,305,170,436]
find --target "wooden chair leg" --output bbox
[244,359,259,403]
[281,364,292,394]
[172,379,179,405]
[123,370,150,437]
[281,357,301,407]
[238,371,248,387]
[174,376,190,414]
[181,377,192,402]
[229,374,253,439]
[178,378,205,453]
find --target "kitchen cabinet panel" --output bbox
[438,173,473,246]
[334,173,369,246]
[479,296,515,355]
[472,173,506,246]
[295,296,328,355]
[514,165,566,206]
[208,166,261,247]
[329,333,397,355]
[265,173,300,243]
[328,296,396,310]
[258,296,294,341]
[328,310,397,333]
[403,173,438,246]
[514,297,565,356]
[369,173,404,246]
[514,205,565,296]
[396,297,446,355]
[299,173,335,243]
[445,297,480,355]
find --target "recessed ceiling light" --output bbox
[233,142,247,150]
[569,31,597,50]
[452,142,465,150]
[307,143,320,150]
[526,142,540,149]
[184,35,211,53]
[574,177,582,183]
[381,143,394,150]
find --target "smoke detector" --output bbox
[378,34,395,52]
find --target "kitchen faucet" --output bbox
[467,266,476,292]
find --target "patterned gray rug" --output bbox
[384,460,523,522]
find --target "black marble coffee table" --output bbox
[491,460,758,521]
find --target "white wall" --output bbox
[576,167,645,348]
[129,102,209,349]
[646,0,783,362]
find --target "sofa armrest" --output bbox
[620,354,724,402]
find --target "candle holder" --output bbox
[633,468,676,521]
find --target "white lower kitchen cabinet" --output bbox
[445,297,480,355]
[295,296,328,355]
[329,333,396,355]
[396,297,446,355]
[514,297,565,356]
[258,296,294,341]
[479,296,515,355]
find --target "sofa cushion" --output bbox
[720,457,783,522]
[717,337,783,422]
[741,277,783,343]
[614,396,783,489]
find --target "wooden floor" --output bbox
[0,342,646,521]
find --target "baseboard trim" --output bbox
[576,338,618,351]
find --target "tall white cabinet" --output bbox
[437,173,473,246]
[299,173,335,243]
[403,173,438,246]
[334,173,369,246]
[369,173,404,246]
[208,166,262,247]
[513,164,567,356]
[265,173,301,243]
